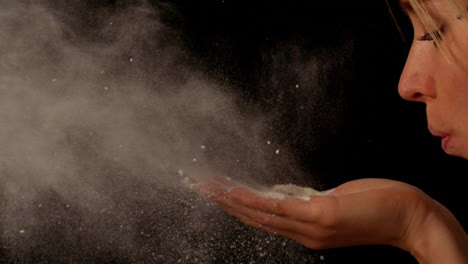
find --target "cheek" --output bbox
[451,24,468,70]
[441,71,468,133]
[452,88,468,132]
[442,25,468,118]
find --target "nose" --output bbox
[398,43,437,103]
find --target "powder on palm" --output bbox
[256,184,323,201]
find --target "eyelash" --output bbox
[417,27,443,47]
[417,31,441,41]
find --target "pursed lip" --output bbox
[428,127,448,137]
[428,126,451,150]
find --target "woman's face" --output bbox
[398,0,468,158]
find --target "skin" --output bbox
[399,0,468,158]
[198,0,468,263]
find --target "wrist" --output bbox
[403,196,468,264]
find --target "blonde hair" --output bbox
[387,0,467,61]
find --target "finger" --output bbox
[218,194,336,240]
[198,184,310,233]
[200,184,343,249]
[196,182,229,200]
[221,204,333,250]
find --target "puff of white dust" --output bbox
[177,169,184,177]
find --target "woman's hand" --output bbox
[197,178,468,264]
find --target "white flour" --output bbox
[181,175,330,201]
[256,184,324,201]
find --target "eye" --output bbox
[417,30,442,41]
[416,27,443,47]
[417,33,434,41]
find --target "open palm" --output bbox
[198,178,431,250]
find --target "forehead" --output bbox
[398,0,455,16]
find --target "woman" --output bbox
[199,0,468,263]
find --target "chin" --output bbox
[442,136,468,159]
[445,148,468,160]
[459,152,468,160]
[457,144,468,160]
